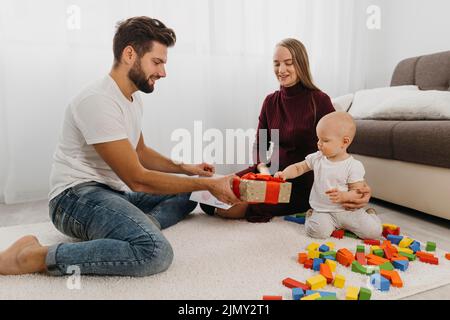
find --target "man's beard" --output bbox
[128,59,154,94]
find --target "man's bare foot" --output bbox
[0,235,48,275]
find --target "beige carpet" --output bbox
[1,212,449,300]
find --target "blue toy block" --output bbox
[409,241,421,253]
[386,234,403,245]
[370,274,390,292]
[284,216,306,224]
[319,245,330,252]
[313,258,324,271]
[392,259,409,271]
[292,288,305,300]
[323,255,335,261]
[305,290,337,298]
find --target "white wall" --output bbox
[365,0,450,88]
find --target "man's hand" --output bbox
[182,163,215,177]
[208,175,242,206]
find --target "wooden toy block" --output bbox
[398,251,416,261]
[409,241,421,253]
[331,229,345,239]
[426,241,436,252]
[316,295,338,300]
[346,286,359,300]
[292,288,305,300]
[392,259,409,271]
[357,245,365,253]
[399,237,414,248]
[391,255,409,262]
[416,251,434,259]
[383,247,393,260]
[419,255,439,265]
[323,255,335,261]
[386,235,403,245]
[366,254,389,264]
[301,293,321,300]
[325,259,337,272]
[263,295,283,300]
[284,216,306,224]
[397,247,414,255]
[306,275,327,290]
[308,249,320,259]
[382,223,398,230]
[319,244,330,252]
[370,274,390,291]
[298,252,308,264]
[370,245,381,254]
[358,287,372,300]
[351,261,367,275]
[333,274,345,288]
[304,259,313,269]
[345,230,359,239]
[364,239,381,246]
[313,258,324,271]
[365,265,380,275]
[320,263,334,284]
[380,270,403,288]
[282,277,310,290]
[307,242,320,251]
[382,240,393,247]
[306,290,337,298]
[325,242,335,250]
[379,262,394,271]
[446,253,450,260]
[295,212,307,218]
[373,249,385,257]
[319,251,336,259]
[337,248,354,266]
[355,252,366,265]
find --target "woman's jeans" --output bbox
[46,181,197,277]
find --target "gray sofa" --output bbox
[348,50,450,220]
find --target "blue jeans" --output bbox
[46,181,197,277]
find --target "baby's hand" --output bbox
[326,188,350,204]
[274,171,286,180]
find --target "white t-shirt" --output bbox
[305,151,365,212]
[49,75,143,200]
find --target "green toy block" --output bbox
[365,265,380,275]
[351,261,367,275]
[295,213,306,218]
[357,245,365,253]
[398,251,416,261]
[379,262,394,271]
[426,241,436,252]
[373,249,385,257]
[319,251,337,259]
[316,295,338,300]
[358,287,372,300]
[344,230,359,239]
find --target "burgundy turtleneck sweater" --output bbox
[237,81,335,222]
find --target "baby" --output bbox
[275,111,382,239]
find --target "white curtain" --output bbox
[0,0,368,204]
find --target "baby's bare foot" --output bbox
[0,235,48,275]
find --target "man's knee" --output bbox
[131,235,174,277]
[179,193,198,215]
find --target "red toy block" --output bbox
[320,263,334,284]
[419,255,439,265]
[331,229,345,239]
[263,295,283,300]
[282,277,310,290]
[382,227,400,238]
[416,251,434,259]
[364,239,381,246]
[298,253,308,264]
[304,259,313,269]
[446,253,450,260]
[355,252,366,265]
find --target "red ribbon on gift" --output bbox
[232,173,285,204]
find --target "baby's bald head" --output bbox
[317,111,356,143]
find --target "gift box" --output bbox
[232,173,292,204]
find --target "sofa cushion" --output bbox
[392,121,450,169]
[349,120,400,159]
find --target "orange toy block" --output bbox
[446,253,450,260]
[391,255,409,262]
[419,255,439,265]
[298,253,308,264]
[282,277,310,291]
[337,248,354,267]
[366,254,389,264]
[364,239,381,246]
[380,270,403,288]
[263,295,283,300]
[383,247,393,260]
[320,263,334,284]
[416,251,434,259]
[355,252,367,265]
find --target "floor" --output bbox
[0,198,449,299]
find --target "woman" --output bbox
[202,38,371,222]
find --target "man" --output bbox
[0,16,240,277]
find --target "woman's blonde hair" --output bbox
[277,38,320,91]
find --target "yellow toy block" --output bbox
[346,286,359,300]
[399,238,414,248]
[301,293,321,300]
[308,250,320,259]
[370,246,381,254]
[382,223,398,230]
[307,242,320,251]
[325,242,335,250]
[333,274,345,288]
[325,259,337,272]
[397,247,414,255]
[306,275,327,290]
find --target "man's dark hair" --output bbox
[113,16,176,66]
